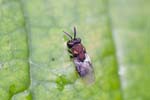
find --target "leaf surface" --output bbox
[0,0,149,100]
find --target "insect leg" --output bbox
[68,49,72,54]
[68,49,74,58]
[69,55,73,59]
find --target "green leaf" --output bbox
[0,0,149,100]
[110,0,150,99]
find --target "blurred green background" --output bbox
[0,0,149,100]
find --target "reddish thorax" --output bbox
[71,44,86,62]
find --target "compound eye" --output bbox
[67,41,73,48]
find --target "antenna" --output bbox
[63,31,72,39]
[73,26,77,39]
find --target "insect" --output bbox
[63,27,95,84]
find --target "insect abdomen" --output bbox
[74,54,95,84]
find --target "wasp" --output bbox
[63,27,95,84]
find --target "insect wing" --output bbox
[74,54,95,84]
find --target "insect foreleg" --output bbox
[67,49,74,59]
[68,49,72,54]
